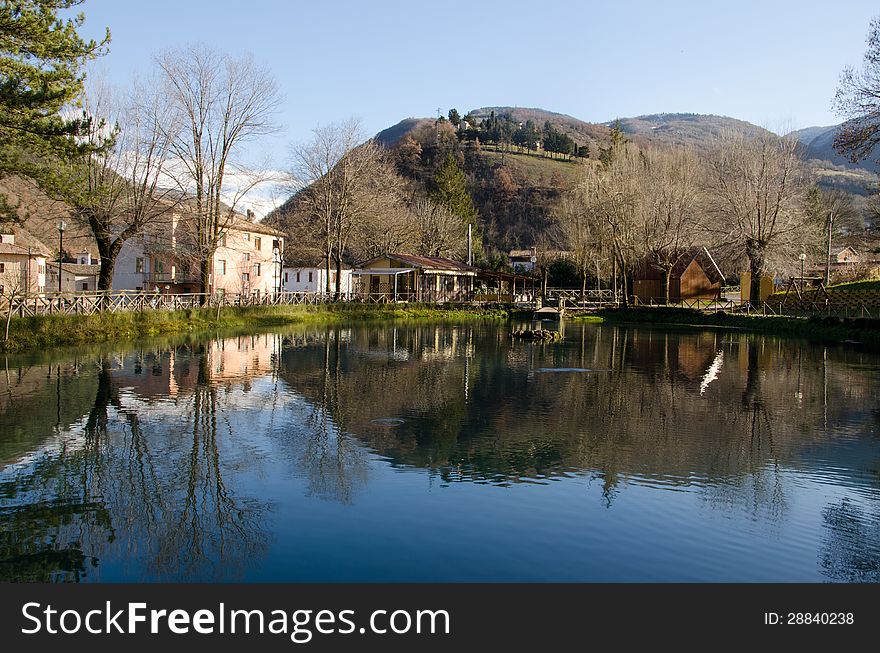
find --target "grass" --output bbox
[766,278,880,310]
[0,303,512,353]
[479,149,580,184]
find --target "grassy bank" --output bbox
[1,303,512,353]
[586,306,880,344]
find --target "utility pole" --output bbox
[824,210,834,286]
[467,224,472,266]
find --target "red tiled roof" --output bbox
[363,253,476,272]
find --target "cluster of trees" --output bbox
[1,2,282,300]
[448,109,582,159]
[554,126,863,303]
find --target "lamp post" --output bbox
[57,219,66,293]
[273,246,281,297]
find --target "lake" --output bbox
[1,321,878,582]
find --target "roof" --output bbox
[227,215,286,238]
[671,248,725,284]
[48,262,101,276]
[361,253,476,272]
[0,226,53,257]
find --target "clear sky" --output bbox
[78,0,878,179]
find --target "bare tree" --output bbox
[703,131,812,303]
[568,138,645,304]
[156,45,281,303]
[289,119,402,298]
[833,16,880,163]
[554,179,608,300]
[805,187,860,284]
[409,197,467,259]
[55,76,180,290]
[638,148,706,302]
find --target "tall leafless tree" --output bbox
[833,16,880,163]
[53,76,180,290]
[289,119,404,298]
[156,45,281,302]
[703,131,812,303]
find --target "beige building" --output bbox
[113,211,285,297]
[0,229,49,296]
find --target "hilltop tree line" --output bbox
[448,109,584,160]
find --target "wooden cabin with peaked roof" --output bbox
[353,253,477,303]
[632,248,724,303]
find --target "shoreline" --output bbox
[586,307,880,344]
[5,302,879,354]
[0,303,514,353]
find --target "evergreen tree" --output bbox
[448,108,461,127]
[428,153,482,261]
[0,0,109,218]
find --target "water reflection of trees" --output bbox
[2,324,879,582]
[0,339,275,581]
[283,325,875,490]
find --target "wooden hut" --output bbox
[632,248,724,303]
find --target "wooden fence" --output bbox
[2,289,877,321]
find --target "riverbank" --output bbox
[588,307,880,344]
[1,303,512,353]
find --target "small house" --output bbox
[632,248,724,303]
[282,266,352,295]
[353,253,477,302]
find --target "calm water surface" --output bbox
[1,321,878,582]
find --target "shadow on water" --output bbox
[1,322,879,581]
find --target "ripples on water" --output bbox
[0,323,879,582]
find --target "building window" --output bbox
[81,282,88,291]
[308,271,313,283]
[284,272,288,283]
[245,233,250,241]
[135,257,144,273]
[220,233,227,247]
[241,272,250,284]
[0,285,4,294]
[254,237,261,251]
[218,260,226,275]
[253,263,261,277]
[245,252,250,262]
[296,271,300,283]
[38,264,45,274]
[155,260,164,274]
[0,263,4,273]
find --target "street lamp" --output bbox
[273,246,281,297]
[57,219,66,293]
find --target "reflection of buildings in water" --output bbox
[110,333,283,402]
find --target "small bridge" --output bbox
[542,288,619,313]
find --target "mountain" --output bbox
[607,113,775,152]
[787,122,880,175]
[375,117,433,148]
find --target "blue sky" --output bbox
[80,0,877,170]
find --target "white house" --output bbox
[282,266,352,295]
